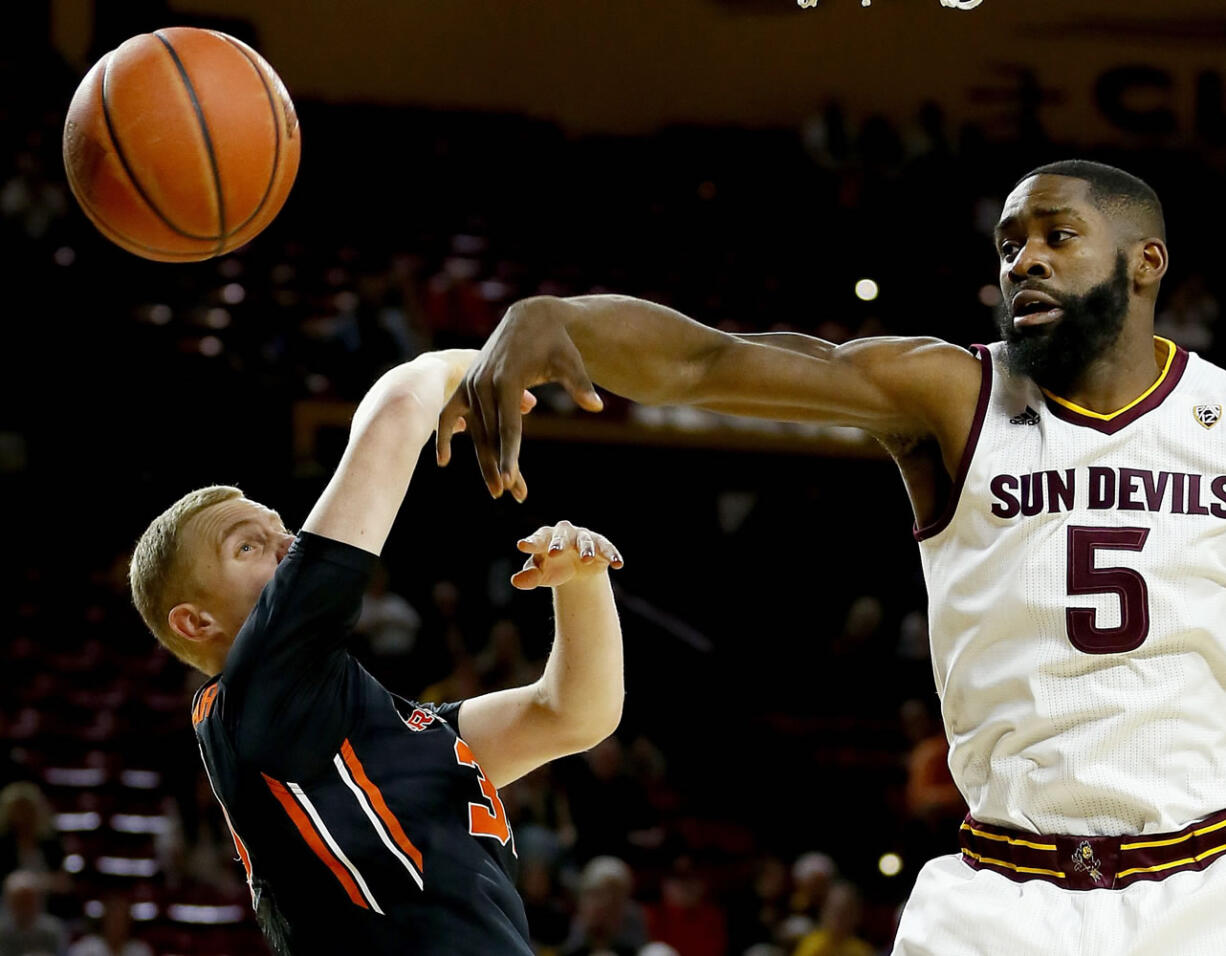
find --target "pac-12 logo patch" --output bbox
[403,708,437,732]
[1194,404,1222,429]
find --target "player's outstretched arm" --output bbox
[301,349,479,555]
[437,294,983,498]
[455,521,624,790]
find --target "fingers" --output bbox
[510,553,544,590]
[497,378,526,494]
[508,471,528,504]
[592,531,624,568]
[516,523,624,568]
[548,520,576,556]
[557,336,604,413]
[473,378,504,496]
[517,526,552,553]
[576,529,597,562]
[520,390,537,415]
[435,389,470,467]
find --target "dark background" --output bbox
[2,1,1225,953]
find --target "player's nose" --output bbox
[1008,243,1053,284]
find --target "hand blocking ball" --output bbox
[62,28,300,262]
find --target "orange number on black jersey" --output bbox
[453,738,513,848]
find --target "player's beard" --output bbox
[995,251,1131,393]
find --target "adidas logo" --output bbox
[1009,406,1041,426]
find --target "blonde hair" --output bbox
[129,485,243,673]
[0,782,54,839]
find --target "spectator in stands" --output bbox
[1155,272,1219,354]
[566,737,658,863]
[0,784,66,892]
[645,856,727,956]
[789,852,836,923]
[475,618,538,692]
[66,894,152,956]
[353,563,422,689]
[0,870,66,956]
[517,860,571,953]
[791,881,873,956]
[561,856,647,956]
[0,151,67,241]
[727,855,790,953]
[503,763,577,864]
[901,696,964,861]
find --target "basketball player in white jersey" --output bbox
[435,160,1226,954]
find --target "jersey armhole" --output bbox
[913,344,993,542]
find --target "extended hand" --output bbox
[429,348,538,500]
[510,520,624,590]
[436,298,605,500]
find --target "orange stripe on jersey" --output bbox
[261,772,369,910]
[226,819,253,886]
[340,739,424,872]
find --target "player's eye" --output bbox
[238,542,255,554]
[999,241,1019,259]
[1049,229,1075,244]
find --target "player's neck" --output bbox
[1048,326,1165,416]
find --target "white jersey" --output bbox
[918,337,1226,836]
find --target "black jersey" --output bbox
[191,532,531,956]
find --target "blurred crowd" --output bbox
[4,17,1226,956]
[2,541,961,955]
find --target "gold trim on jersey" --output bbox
[1041,336,1177,421]
[959,822,1057,851]
[1116,842,1226,880]
[960,847,1067,879]
[1119,816,1226,851]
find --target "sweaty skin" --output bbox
[438,175,1169,523]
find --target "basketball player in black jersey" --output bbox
[129,350,625,955]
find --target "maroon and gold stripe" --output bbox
[959,808,1226,891]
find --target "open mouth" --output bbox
[1012,290,1065,328]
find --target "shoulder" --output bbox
[838,336,986,405]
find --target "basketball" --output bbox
[62,28,300,262]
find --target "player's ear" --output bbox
[168,603,218,643]
[1135,238,1168,292]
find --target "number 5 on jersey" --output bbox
[454,738,514,850]
[1065,525,1151,654]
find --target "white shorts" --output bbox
[893,852,1226,956]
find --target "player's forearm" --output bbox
[302,354,460,552]
[555,295,840,410]
[535,573,624,747]
[549,294,731,406]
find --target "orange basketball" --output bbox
[62,27,300,262]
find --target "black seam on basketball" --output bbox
[76,187,215,259]
[98,49,218,242]
[155,30,228,255]
[210,31,280,239]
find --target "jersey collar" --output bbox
[1040,337,1187,435]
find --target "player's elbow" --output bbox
[536,683,623,754]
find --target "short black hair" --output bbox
[1016,159,1165,241]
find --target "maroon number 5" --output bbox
[1065,525,1151,654]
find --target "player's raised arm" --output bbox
[301,349,479,554]
[437,294,983,498]
[455,521,625,789]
